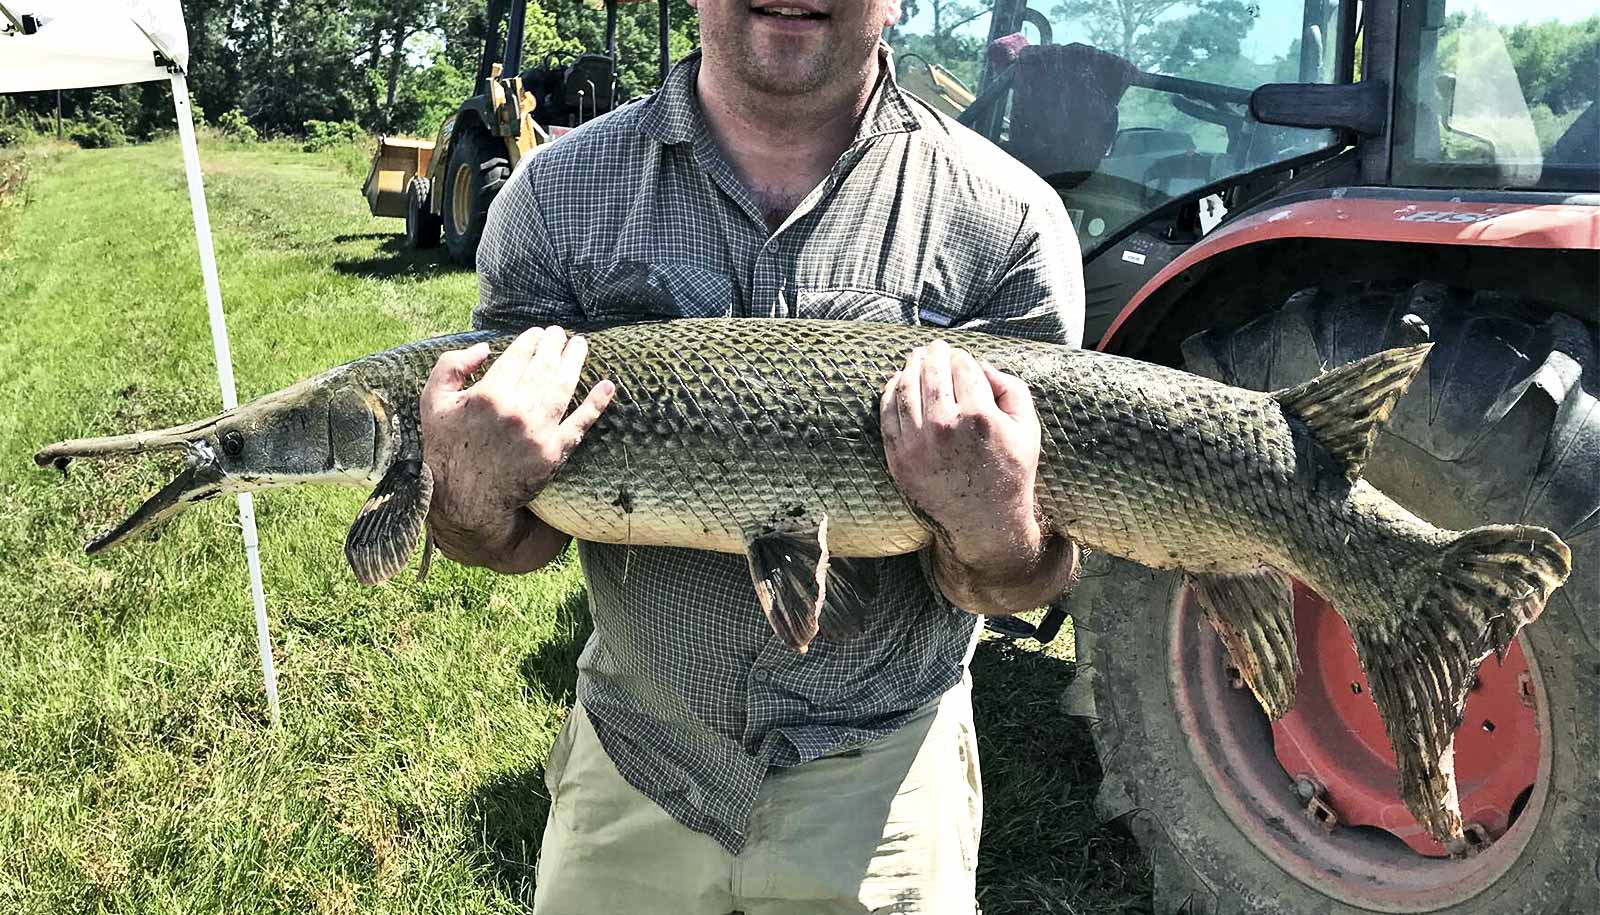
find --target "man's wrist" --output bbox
[940,505,1046,573]
[933,519,1080,616]
[430,506,557,574]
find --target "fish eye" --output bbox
[221,430,245,456]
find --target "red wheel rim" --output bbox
[1168,580,1551,911]
[1272,583,1539,857]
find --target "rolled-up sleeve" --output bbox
[956,195,1084,348]
[471,167,586,334]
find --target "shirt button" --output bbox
[751,668,771,684]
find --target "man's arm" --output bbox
[880,343,1080,616]
[882,197,1085,616]
[421,173,610,574]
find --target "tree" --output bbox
[1147,1,1258,75]
[352,0,441,130]
[1504,15,1600,117]
[1052,0,1188,68]
[1050,0,1259,75]
[886,0,987,86]
[1,0,705,141]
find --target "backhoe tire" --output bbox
[405,176,441,249]
[441,129,509,268]
[1072,281,1599,914]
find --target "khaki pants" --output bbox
[533,677,983,915]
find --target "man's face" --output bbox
[688,0,902,97]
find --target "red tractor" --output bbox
[896,0,1597,911]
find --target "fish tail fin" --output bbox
[1351,523,1570,846]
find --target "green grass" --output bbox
[0,138,1150,913]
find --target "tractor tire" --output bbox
[405,176,442,249]
[1071,281,1599,914]
[441,129,509,268]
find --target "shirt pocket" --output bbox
[795,288,956,327]
[580,259,734,321]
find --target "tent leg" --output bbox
[170,73,281,728]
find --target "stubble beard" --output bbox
[732,35,837,97]
[708,19,883,101]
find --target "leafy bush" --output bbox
[69,115,127,149]
[0,121,25,148]
[217,108,259,144]
[302,119,366,153]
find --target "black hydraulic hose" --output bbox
[476,0,508,94]
[606,0,619,107]
[504,0,527,78]
[606,0,618,60]
[659,0,671,84]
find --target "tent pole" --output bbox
[170,73,281,728]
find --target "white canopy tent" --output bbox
[2,1,280,724]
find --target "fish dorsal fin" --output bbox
[744,515,872,654]
[1273,343,1432,482]
[345,459,433,586]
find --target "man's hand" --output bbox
[420,326,615,574]
[880,340,1079,615]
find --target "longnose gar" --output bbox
[37,318,1568,846]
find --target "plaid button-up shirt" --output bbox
[473,46,1084,853]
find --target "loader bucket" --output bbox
[361,136,435,218]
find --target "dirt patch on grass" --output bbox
[0,147,35,253]
[0,140,75,208]
[0,151,23,201]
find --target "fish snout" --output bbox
[35,412,234,552]
[35,412,226,472]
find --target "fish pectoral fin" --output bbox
[1272,343,1432,483]
[416,524,436,583]
[344,460,434,586]
[744,515,871,653]
[1187,567,1299,720]
[1354,522,1571,847]
[820,557,877,642]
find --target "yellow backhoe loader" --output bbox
[361,0,669,266]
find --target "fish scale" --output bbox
[36,317,1571,848]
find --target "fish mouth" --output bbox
[85,454,229,552]
[35,415,229,553]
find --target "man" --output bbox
[418,0,1085,910]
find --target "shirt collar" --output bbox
[638,42,922,148]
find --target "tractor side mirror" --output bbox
[1436,73,1457,125]
[1250,81,1389,137]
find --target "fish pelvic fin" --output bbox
[1355,522,1570,847]
[744,515,873,653]
[1273,343,1433,483]
[1187,567,1298,720]
[344,460,434,586]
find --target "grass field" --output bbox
[0,137,1150,913]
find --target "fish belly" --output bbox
[531,468,932,556]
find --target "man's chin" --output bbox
[740,58,830,97]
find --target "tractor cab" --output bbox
[892,0,1599,345]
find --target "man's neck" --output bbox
[695,54,882,228]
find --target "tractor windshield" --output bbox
[891,0,1354,253]
[1394,0,1599,191]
